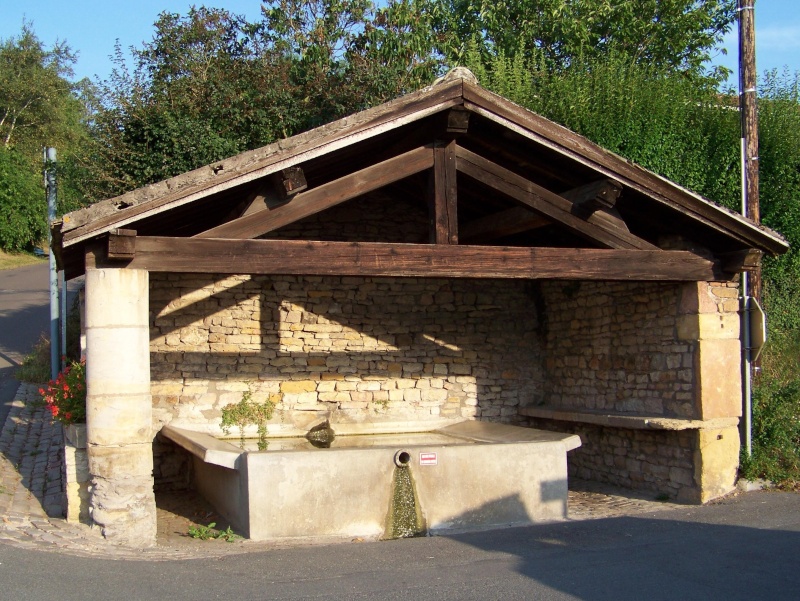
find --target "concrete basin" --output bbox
[161,421,581,542]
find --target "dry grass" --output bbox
[0,250,46,271]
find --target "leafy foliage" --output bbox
[15,335,52,383]
[740,333,800,485]
[0,25,96,252]
[468,50,741,205]
[187,522,240,542]
[220,384,278,450]
[0,147,46,251]
[434,0,736,77]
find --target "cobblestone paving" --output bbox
[0,384,685,560]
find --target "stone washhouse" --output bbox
[53,69,788,546]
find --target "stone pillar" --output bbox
[85,268,156,546]
[677,281,741,503]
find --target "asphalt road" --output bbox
[0,262,50,425]
[0,491,798,600]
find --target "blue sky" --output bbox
[2,1,799,85]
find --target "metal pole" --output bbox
[60,270,67,367]
[45,147,59,381]
[741,273,752,457]
[740,137,752,457]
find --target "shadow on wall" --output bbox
[148,275,547,427]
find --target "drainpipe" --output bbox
[44,147,59,381]
[741,271,752,458]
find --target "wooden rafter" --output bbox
[194,146,434,240]
[455,146,658,250]
[719,249,763,273]
[461,82,788,256]
[98,236,719,281]
[460,178,625,243]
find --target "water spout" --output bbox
[394,450,411,467]
[386,452,425,539]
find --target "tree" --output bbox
[0,23,84,154]
[0,147,47,250]
[434,0,736,76]
[89,2,445,194]
[0,24,90,251]
[88,0,744,197]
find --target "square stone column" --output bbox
[85,268,156,546]
[677,281,741,503]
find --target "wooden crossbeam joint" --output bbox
[107,228,137,260]
[271,167,307,200]
[446,107,471,135]
[564,179,623,217]
[718,248,763,273]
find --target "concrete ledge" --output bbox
[161,425,243,469]
[519,406,739,431]
[441,421,582,451]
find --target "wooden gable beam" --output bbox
[193,145,434,240]
[454,146,658,250]
[106,228,137,260]
[446,107,471,135]
[104,236,719,281]
[428,140,458,244]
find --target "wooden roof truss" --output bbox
[58,74,788,282]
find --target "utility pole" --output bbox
[739,0,760,299]
[738,0,759,458]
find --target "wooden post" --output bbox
[739,0,760,301]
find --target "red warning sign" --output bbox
[419,452,438,466]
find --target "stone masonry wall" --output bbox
[540,280,691,417]
[533,279,741,499]
[539,280,739,419]
[266,194,429,243]
[149,275,545,434]
[528,418,696,498]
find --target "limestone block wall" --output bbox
[528,419,696,497]
[532,279,742,500]
[149,275,545,434]
[540,280,693,417]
